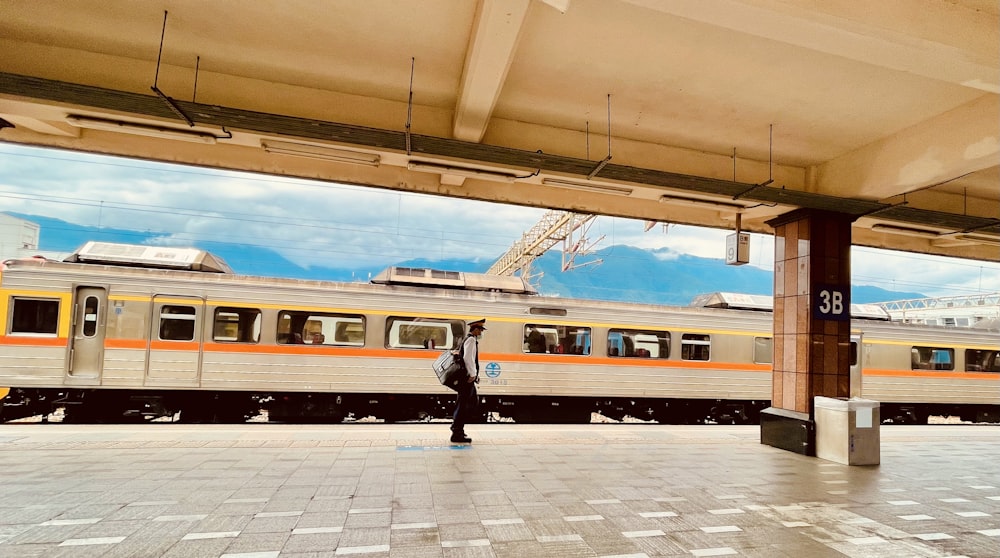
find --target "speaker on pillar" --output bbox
[725,232,750,265]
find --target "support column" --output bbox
[761,209,853,455]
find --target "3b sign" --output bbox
[814,286,849,321]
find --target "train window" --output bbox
[911,346,954,371]
[277,311,364,346]
[333,319,365,345]
[753,337,772,364]
[213,307,261,343]
[606,329,669,358]
[965,349,1000,373]
[522,323,591,355]
[9,297,59,335]
[82,296,100,337]
[159,305,196,341]
[681,333,711,361]
[385,316,464,349]
[430,270,461,280]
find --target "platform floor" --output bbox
[0,423,997,558]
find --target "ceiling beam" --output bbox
[814,94,1000,201]
[625,0,999,93]
[452,0,531,142]
[0,71,996,259]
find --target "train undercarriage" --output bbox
[1,388,996,425]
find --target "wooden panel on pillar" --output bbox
[766,209,854,415]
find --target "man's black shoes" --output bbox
[450,424,471,443]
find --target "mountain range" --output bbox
[12,212,924,305]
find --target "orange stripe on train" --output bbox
[864,368,1000,381]
[4,336,993,380]
[0,336,65,347]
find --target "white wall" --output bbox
[0,213,65,261]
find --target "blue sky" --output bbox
[0,142,997,298]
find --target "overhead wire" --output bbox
[0,146,532,264]
[0,146,995,298]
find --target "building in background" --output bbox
[0,214,66,261]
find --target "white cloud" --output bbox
[0,144,551,269]
[851,247,1000,296]
[0,143,997,298]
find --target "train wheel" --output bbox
[511,408,540,424]
[317,413,345,424]
[381,401,431,423]
[512,407,590,424]
[471,406,489,424]
[653,411,673,424]
[177,405,210,423]
[559,408,593,424]
[64,404,118,423]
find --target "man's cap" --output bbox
[468,319,487,330]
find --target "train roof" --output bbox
[690,292,772,311]
[691,291,891,320]
[62,241,233,273]
[971,317,1000,332]
[371,266,537,294]
[0,242,942,325]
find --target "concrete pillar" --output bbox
[760,209,853,455]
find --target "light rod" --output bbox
[407,161,518,183]
[542,178,632,197]
[659,194,745,211]
[870,223,941,239]
[261,140,381,166]
[66,115,218,144]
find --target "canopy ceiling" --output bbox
[0,0,997,260]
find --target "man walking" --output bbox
[452,319,485,443]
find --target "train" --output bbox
[0,241,997,425]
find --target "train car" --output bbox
[0,242,997,424]
[853,319,1000,424]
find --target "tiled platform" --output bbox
[0,423,997,557]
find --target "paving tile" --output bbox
[1,424,999,558]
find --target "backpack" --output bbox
[431,337,479,391]
[432,340,467,391]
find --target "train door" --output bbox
[850,334,863,398]
[65,286,107,385]
[144,295,204,387]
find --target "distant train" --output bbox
[0,241,997,425]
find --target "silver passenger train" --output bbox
[1,242,997,424]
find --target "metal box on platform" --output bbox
[814,396,880,466]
